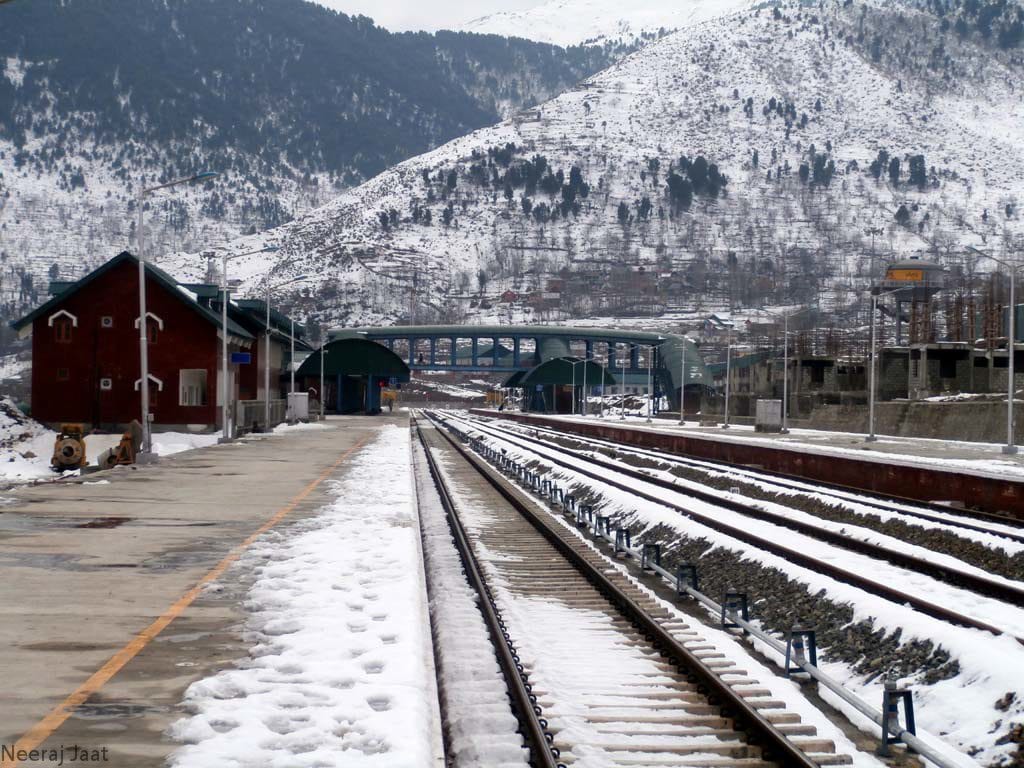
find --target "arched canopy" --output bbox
[520,356,615,387]
[296,337,410,381]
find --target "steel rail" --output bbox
[413,418,560,768]
[460,416,1024,606]
[474,410,1024,528]
[484,417,1024,545]
[434,411,968,768]
[447,412,1022,642]
[422,411,825,768]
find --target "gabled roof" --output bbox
[11,251,253,339]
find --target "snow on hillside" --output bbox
[460,0,754,47]
[163,0,1024,334]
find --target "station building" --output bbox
[11,251,307,433]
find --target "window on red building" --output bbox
[54,317,73,344]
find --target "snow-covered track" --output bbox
[482,417,1024,546]
[444,412,1024,643]
[415,413,850,768]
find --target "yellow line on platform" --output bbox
[1,434,372,767]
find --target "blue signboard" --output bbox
[231,352,252,364]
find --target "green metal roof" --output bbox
[296,337,411,379]
[706,351,770,376]
[519,357,616,387]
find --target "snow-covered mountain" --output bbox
[164,0,1024,338]
[0,0,613,327]
[460,0,753,47]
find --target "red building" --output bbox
[12,251,304,432]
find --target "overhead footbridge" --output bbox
[329,325,709,412]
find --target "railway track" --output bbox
[476,410,1024,528]
[483,416,1024,546]
[414,415,851,768]
[456,417,1024,605]
[440,411,1024,643]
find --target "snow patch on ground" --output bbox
[169,424,441,767]
[412,436,528,767]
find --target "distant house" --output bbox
[11,251,306,433]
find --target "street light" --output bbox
[263,273,308,430]
[136,171,218,459]
[721,323,735,429]
[205,244,280,442]
[866,288,904,442]
[569,357,587,415]
[619,344,627,419]
[969,247,1022,454]
[756,306,815,433]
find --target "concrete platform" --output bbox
[470,409,1024,518]
[0,415,405,767]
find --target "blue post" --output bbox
[492,337,499,367]
[450,338,457,366]
[471,337,479,367]
[407,338,416,366]
[513,337,521,367]
[430,338,437,365]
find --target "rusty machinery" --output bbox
[96,420,144,469]
[51,424,88,471]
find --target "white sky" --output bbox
[306,0,542,31]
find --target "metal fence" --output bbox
[235,399,287,433]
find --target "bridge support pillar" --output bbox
[472,337,479,367]
[430,338,437,366]
[450,338,457,366]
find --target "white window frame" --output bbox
[134,373,164,391]
[134,312,164,330]
[179,369,207,407]
[47,309,78,327]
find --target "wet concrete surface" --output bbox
[0,415,406,766]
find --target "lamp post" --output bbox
[570,357,587,415]
[722,324,734,429]
[206,244,279,442]
[678,340,689,426]
[866,288,904,442]
[646,346,654,422]
[969,248,1022,454]
[755,306,814,433]
[620,344,627,419]
[582,347,589,416]
[262,273,307,431]
[136,171,217,459]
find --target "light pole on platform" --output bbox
[136,170,218,460]
[262,273,307,430]
[866,288,903,442]
[970,247,1023,454]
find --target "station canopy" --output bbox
[296,337,410,381]
[515,356,615,387]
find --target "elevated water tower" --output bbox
[880,257,946,344]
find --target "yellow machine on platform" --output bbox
[51,424,87,470]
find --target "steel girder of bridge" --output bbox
[329,325,710,410]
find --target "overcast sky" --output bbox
[308,0,541,31]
